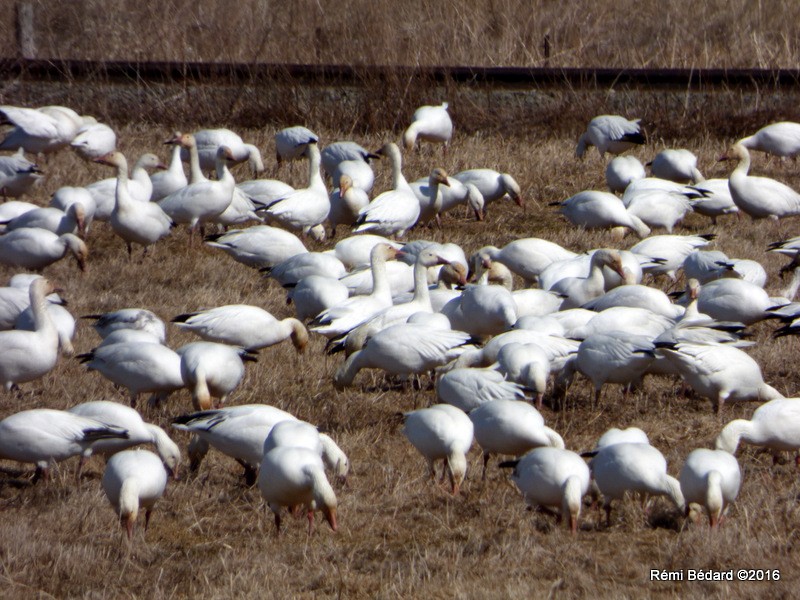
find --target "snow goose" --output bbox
[184,128,264,176]
[630,234,714,280]
[0,278,60,391]
[0,408,129,481]
[0,149,43,198]
[655,341,783,413]
[470,400,563,478]
[150,143,187,202]
[288,275,350,322]
[696,278,774,325]
[738,121,800,160]
[477,238,576,286]
[436,367,525,412]
[453,169,523,208]
[172,404,297,478]
[67,401,181,475]
[720,142,800,219]
[84,308,166,343]
[261,142,330,236]
[102,449,168,539]
[402,404,473,494]
[205,225,307,269]
[556,190,651,238]
[328,234,401,270]
[622,183,694,233]
[328,174,370,236]
[0,227,89,271]
[582,284,683,319]
[49,186,96,233]
[3,203,86,237]
[237,178,294,208]
[503,447,590,534]
[265,252,346,287]
[78,342,185,407]
[548,248,626,309]
[594,427,650,449]
[0,282,33,329]
[403,102,453,154]
[648,149,703,183]
[576,115,645,159]
[173,305,308,353]
[94,152,173,255]
[679,448,741,528]
[454,329,579,372]
[258,446,338,534]
[320,141,378,177]
[715,398,800,461]
[310,243,400,339]
[262,420,349,483]
[16,295,75,355]
[354,143,419,237]
[571,307,674,340]
[495,342,552,407]
[274,125,318,165]
[333,323,470,388]
[158,139,236,238]
[70,122,116,161]
[590,442,685,525]
[606,155,645,193]
[442,281,517,338]
[0,105,84,155]
[409,167,451,226]
[332,158,375,193]
[88,153,163,220]
[682,249,736,284]
[177,342,254,410]
[687,179,739,223]
[0,201,39,223]
[538,250,642,292]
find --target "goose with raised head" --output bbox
[177,342,254,410]
[173,304,308,353]
[261,142,330,236]
[84,308,166,343]
[354,143,420,237]
[576,115,645,159]
[70,122,116,161]
[403,102,453,154]
[715,398,800,461]
[590,442,685,525]
[258,446,338,535]
[0,105,85,155]
[436,367,526,412]
[503,447,591,534]
[274,126,318,165]
[679,448,741,528]
[15,293,75,356]
[453,169,523,208]
[67,401,181,475]
[205,225,308,269]
[738,121,800,160]
[88,153,163,219]
[102,449,168,539]
[402,404,473,494]
[556,190,651,238]
[655,341,783,413]
[720,142,800,219]
[328,174,370,236]
[0,408,129,482]
[606,155,646,193]
[94,152,173,256]
[648,149,703,183]
[184,128,264,176]
[0,278,60,391]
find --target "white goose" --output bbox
[50,186,96,233]
[0,408,129,481]
[548,248,627,309]
[204,225,307,269]
[409,167,451,226]
[0,105,85,155]
[679,448,741,528]
[720,142,800,219]
[538,249,642,292]
[87,153,163,219]
[582,284,683,319]
[70,122,116,161]
[3,203,86,237]
[185,128,264,176]
[688,179,739,223]
[590,442,685,525]
[503,447,591,534]
[332,158,375,193]
[84,308,166,343]
[606,155,645,193]
[102,449,168,539]
[328,174,370,236]
[715,398,800,460]
[266,252,346,287]
[15,294,75,355]
[287,275,350,322]
[402,404,473,494]
[435,367,526,412]
[177,342,254,410]
[149,143,187,202]
[274,126,318,165]
[695,278,774,325]
[630,234,714,280]
[556,190,651,238]
[738,121,800,160]
[452,169,523,208]
[0,278,60,391]
[327,234,401,270]
[258,446,338,535]
[594,427,650,449]
[320,141,378,177]
[477,238,576,286]
[655,341,783,413]
[172,305,308,353]
[469,400,564,478]
[648,149,703,183]
[354,143,420,237]
[0,149,43,198]
[403,102,453,153]
[237,178,294,207]
[576,114,645,159]
[94,152,173,255]
[622,182,694,233]
[67,401,181,475]
[495,342,552,407]
[262,420,350,484]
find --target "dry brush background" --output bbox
[2,3,800,599]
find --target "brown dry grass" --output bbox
[1,113,800,599]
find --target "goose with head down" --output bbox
[403,102,453,154]
[576,114,645,160]
[556,191,651,238]
[679,448,741,528]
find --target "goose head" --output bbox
[429,168,450,187]
[93,151,127,170]
[137,153,168,171]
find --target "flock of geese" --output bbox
[1,101,800,542]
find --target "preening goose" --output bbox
[67,401,181,475]
[556,191,651,238]
[70,122,116,161]
[590,442,685,525]
[173,305,308,353]
[274,126,318,165]
[184,128,264,176]
[258,446,338,535]
[49,186,96,233]
[436,367,526,412]
[679,448,741,528]
[738,121,800,160]
[205,225,307,270]
[538,249,642,292]
[453,169,523,208]
[606,155,646,193]
[150,143,187,202]
[576,115,645,159]
[469,400,564,478]
[0,277,60,391]
[177,342,254,410]
[0,105,85,155]
[84,308,166,343]
[402,404,473,494]
[0,408,129,481]
[648,149,703,183]
[88,153,163,219]
[720,142,800,220]
[94,152,173,255]
[715,397,800,460]
[102,449,168,539]
[0,149,43,198]
[503,447,591,534]
[403,102,453,154]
